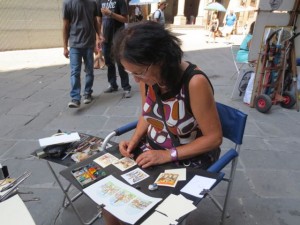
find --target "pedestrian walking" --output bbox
[96,0,132,98]
[152,0,168,25]
[62,0,101,108]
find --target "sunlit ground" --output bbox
[0,28,245,72]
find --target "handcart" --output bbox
[254,28,300,113]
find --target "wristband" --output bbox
[170,147,178,162]
[109,11,113,16]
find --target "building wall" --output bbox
[0,0,63,51]
[0,0,257,51]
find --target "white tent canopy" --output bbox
[129,0,159,6]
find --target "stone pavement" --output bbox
[0,29,299,225]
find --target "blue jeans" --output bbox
[69,47,94,101]
[102,42,131,91]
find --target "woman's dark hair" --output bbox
[112,21,183,90]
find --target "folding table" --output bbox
[34,133,115,225]
[59,145,222,225]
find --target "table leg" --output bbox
[46,161,101,225]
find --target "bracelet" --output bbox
[109,11,113,17]
[170,147,178,162]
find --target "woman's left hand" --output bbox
[136,150,170,168]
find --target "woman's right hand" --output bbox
[119,140,136,158]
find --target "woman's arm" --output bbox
[175,74,223,160]
[119,82,149,158]
[247,38,252,49]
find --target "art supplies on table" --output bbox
[71,162,107,188]
[0,171,31,202]
[93,153,119,168]
[121,168,149,185]
[113,157,136,171]
[39,132,80,147]
[154,173,179,187]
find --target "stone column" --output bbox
[195,0,206,26]
[173,0,187,25]
[148,3,158,20]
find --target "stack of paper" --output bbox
[180,175,216,198]
[142,193,196,224]
[141,211,177,225]
[155,194,196,221]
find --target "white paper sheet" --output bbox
[180,175,216,198]
[38,132,80,147]
[0,194,36,225]
[141,211,177,225]
[84,175,162,224]
[155,194,196,221]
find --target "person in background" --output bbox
[236,22,255,63]
[62,0,101,108]
[134,5,143,22]
[153,0,168,25]
[207,12,219,43]
[96,0,132,98]
[222,10,236,43]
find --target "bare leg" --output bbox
[102,209,125,225]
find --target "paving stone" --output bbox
[0,29,299,225]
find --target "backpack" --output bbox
[151,9,161,21]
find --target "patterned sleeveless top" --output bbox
[142,72,204,150]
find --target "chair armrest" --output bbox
[115,121,138,136]
[207,148,238,173]
[101,121,138,150]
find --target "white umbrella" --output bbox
[204,2,227,12]
[129,0,159,5]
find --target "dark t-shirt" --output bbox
[63,0,99,48]
[96,0,128,44]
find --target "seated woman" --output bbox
[236,22,255,63]
[104,21,222,225]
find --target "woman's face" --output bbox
[121,59,159,85]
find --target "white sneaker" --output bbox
[83,94,93,104]
[124,90,131,98]
[68,99,80,108]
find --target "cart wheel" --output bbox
[255,94,272,113]
[280,92,296,109]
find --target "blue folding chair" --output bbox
[207,102,247,225]
[101,102,247,225]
